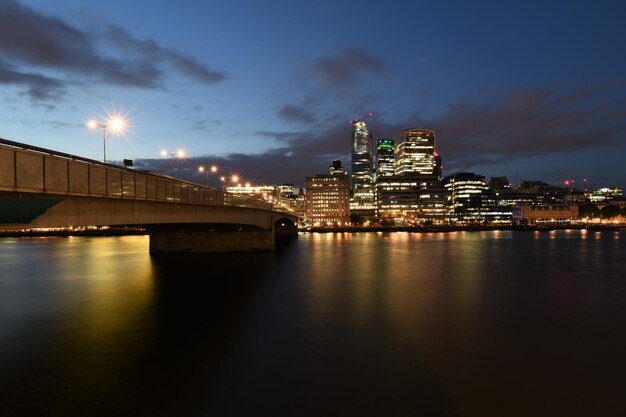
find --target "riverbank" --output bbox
[0,227,147,237]
[303,224,623,233]
[1,224,622,238]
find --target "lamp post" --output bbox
[161,149,185,176]
[87,117,125,163]
[198,165,218,186]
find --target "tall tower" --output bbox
[350,113,376,218]
[351,114,373,189]
[394,128,436,176]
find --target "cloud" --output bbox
[0,64,65,101]
[0,0,227,102]
[276,104,317,124]
[191,119,208,130]
[309,47,385,85]
[104,25,227,84]
[427,87,626,172]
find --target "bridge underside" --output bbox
[0,194,298,252]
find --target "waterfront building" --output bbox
[394,128,436,176]
[515,204,579,225]
[444,172,511,223]
[375,175,448,224]
[305,161,351,227]
[414,176,448,223]
[375,176,421,224]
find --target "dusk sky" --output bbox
[1,0,625,190]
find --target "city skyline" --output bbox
[1,0,625,190]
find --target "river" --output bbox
[1,230,625,416]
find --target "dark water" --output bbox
[1,230,626,417]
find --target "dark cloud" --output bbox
[0,0,227,102]
[310,47,385,85]
[276,104,316,124]
[0,1,91,68]
[104,25,227,84]
[0,64,65,101]
[428,87,626,171]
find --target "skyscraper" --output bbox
[351,115,373,189]
[350,114,376,217]
[394,128,436,176]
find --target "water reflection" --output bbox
[1,231,626,417]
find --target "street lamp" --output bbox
[87,117,126,163]
[161,149,185,176]
[198,165,218,186]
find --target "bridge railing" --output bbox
[0,138,277,212]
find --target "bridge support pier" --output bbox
[149,229,275,253]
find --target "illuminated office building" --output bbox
[305,160,351,227]
[350,116,376,217]
[444,172,511,223]
[376,175,447,224]
[375,138,395,180]
[394,128,437,176]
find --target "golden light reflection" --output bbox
[54,236,155,344]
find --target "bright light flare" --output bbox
[87,119,98,130]
[109,117,125,132]
[210,165,218,173]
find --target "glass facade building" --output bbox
[351,120,373,189]
[350,119,376,216]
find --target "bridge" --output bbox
[0,138,299,252]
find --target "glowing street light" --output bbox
[87,116,126,163]
[161,149,185,176]
[198,164,218,186]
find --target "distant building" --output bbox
[329,159,346,176]
[305,161,351,227]
[290,188,306,224]
[589,186,623,204]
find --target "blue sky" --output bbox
[1,0,625,190]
